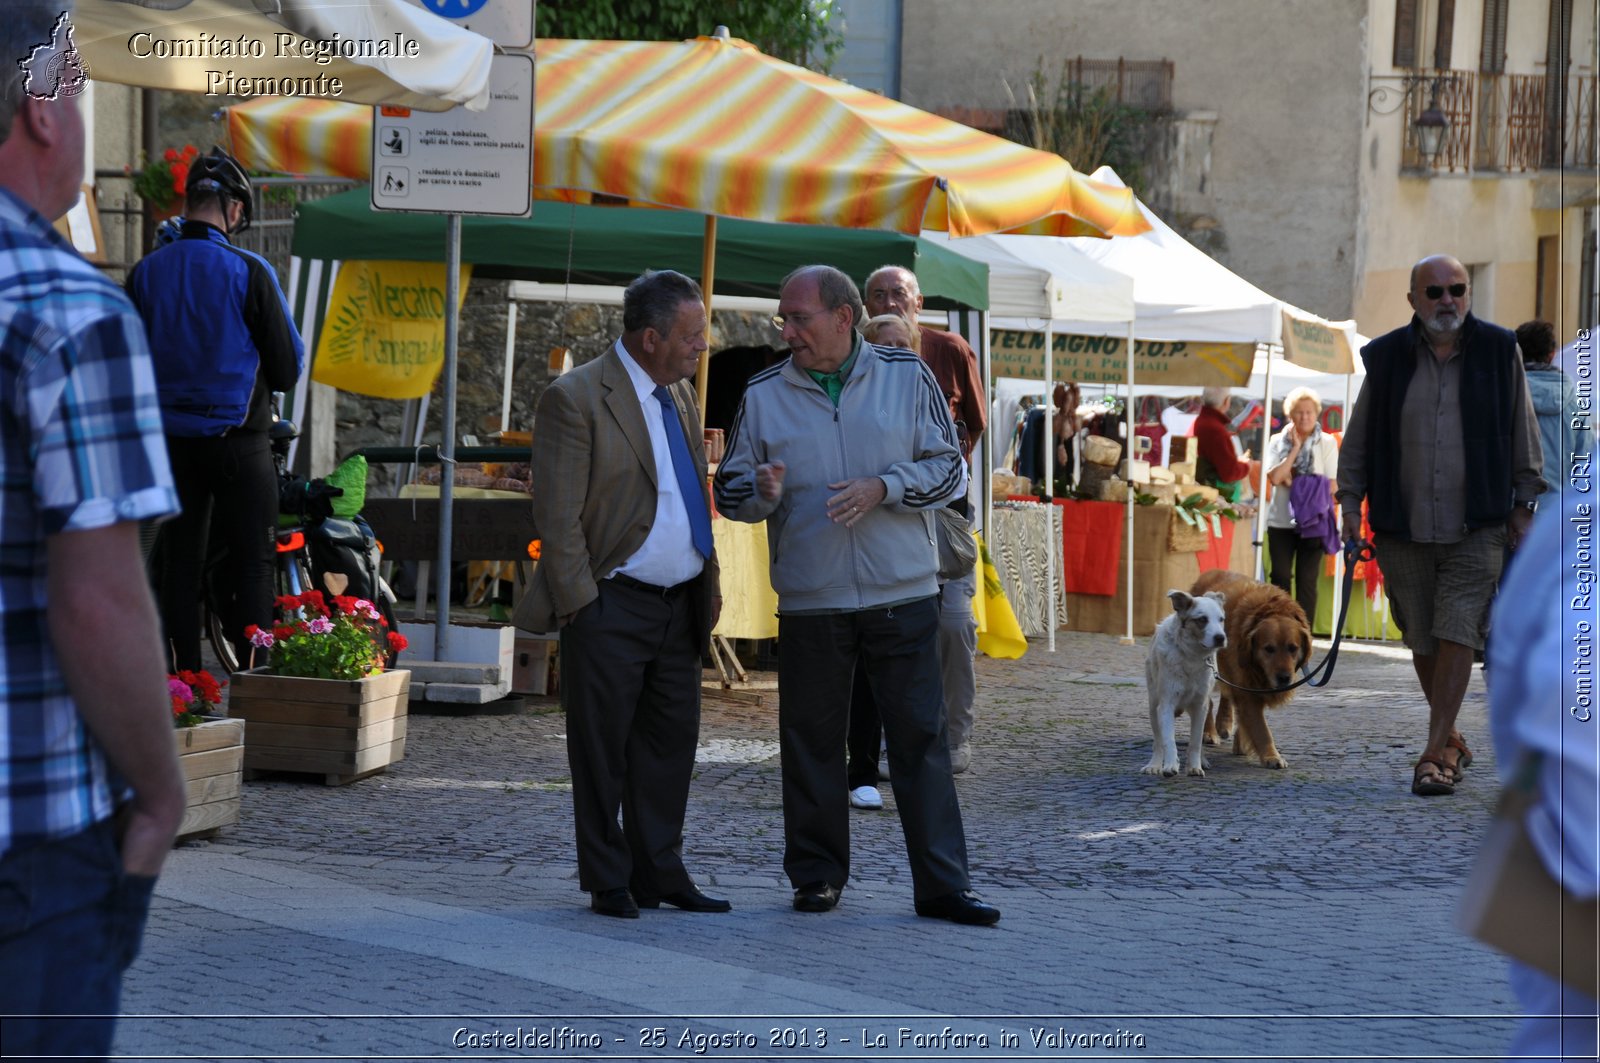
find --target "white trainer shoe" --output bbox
[849,785,883,810]
[949,744,972,774]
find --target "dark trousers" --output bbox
[778,597,970,901]
[156,431,277,671]
[1267,525,1323,625]
[0,818,157,1061]
[559,579,700,898]
[846,665,881,790]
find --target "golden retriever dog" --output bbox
[1190,569,1312,769]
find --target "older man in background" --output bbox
[863,265,985,774]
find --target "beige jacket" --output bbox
[512,347,720,646]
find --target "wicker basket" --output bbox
[1166,507,1213,553]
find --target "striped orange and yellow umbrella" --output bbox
[228,34,1146,240]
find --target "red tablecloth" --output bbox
[1195,516,1238,573]
[1004,497,1125,597]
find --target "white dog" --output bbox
[1141,589,1228,777]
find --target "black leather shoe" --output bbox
[914,890,1000,926]
[590,887,639,919]
[792,882,841,912]
[637,886,731,913]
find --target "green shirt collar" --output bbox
[805,333,862,407]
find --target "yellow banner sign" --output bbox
[990,330,1255,387]
[1280,309,1355,374]
[313,260,471,399]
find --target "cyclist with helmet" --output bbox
[127,147,304,670]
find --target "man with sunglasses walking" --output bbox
[1336,254,1544,797]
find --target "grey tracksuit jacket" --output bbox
[714,337,963,612]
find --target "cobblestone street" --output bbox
[120,632,1520,1061]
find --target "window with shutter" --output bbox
[1435,0,1458,69]
[1543,0,1574,168]
[1479,0,1509,73]
[1393,0,1421,68]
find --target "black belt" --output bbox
[607,572,693,599]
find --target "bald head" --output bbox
[1407,254,1471,338]
[1408,254,1466,289]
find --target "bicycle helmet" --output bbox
[184,147,253,232]
[153,214,185,248]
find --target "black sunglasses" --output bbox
[1423,283,1468,299]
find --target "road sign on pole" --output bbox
[370,51,533,217]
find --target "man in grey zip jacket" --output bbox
[714,265,1000,926]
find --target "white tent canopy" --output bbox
[922,230,1135,323]
[989,167,1281,345]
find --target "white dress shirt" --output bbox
[610,340,705,588]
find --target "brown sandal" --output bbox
[1412,755,1456,797]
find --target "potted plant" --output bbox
[127,144,198,217]
[170,669,244,841]
[228,591,411,785]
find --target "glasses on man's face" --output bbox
[1423,283,1468,300]
[771,310,823,332]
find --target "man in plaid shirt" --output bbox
[0,3,185,1056]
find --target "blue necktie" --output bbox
[653,385,713,559]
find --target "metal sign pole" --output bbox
[435,212,462,658]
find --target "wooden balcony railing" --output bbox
[1401,68,1598,173]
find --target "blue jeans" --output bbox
[0,818,157,1062]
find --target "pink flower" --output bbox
[307,616,334,634]
[248,627,275,648]
[353,599,380,620]
[168,677,194,703]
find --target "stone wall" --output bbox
[331,279,777,457]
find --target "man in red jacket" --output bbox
[861,266,985,775]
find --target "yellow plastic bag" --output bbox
[972,533,1027,659]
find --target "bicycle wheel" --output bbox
[204,597,244,675]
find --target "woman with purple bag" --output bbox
[1264,387,1340,628]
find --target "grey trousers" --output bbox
[939,566,979,750]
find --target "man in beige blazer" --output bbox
[514,270,724,918]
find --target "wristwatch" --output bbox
[1515,498,1538,514]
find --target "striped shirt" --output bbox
[0,188,178,857]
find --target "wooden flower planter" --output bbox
[175,716,245,842]
[227,667,411,785]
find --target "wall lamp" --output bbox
[1368,71,1451,168]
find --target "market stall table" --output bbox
[1001,497,1256,638]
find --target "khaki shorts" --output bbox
[1375,526,1506,655]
